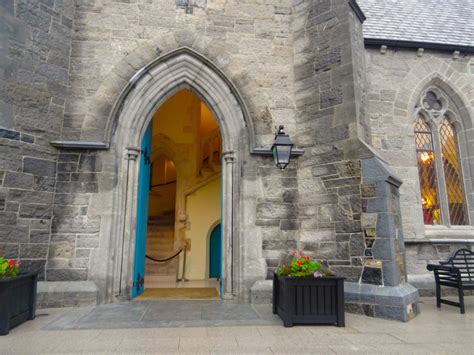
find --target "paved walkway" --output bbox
[0,297,473,354]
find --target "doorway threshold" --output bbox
[136,287,219,300]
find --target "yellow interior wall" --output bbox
[184,177,221,280]
[152,90,200,144]
[149,156,177,217]
[200,103,218,136]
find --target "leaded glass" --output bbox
[415,116,441,224]
[439,118,467,225]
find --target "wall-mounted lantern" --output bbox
[251,125,304,169]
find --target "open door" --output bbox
[132,123,152,298]
[209,224,222,280]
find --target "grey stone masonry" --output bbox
[364,42,473,289]
[0,0,76,280]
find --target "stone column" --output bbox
[221,151,235,299]
[116,146,141,300]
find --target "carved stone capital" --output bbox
[222,151,235,163]
[125,146,141,161]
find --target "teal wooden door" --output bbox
[132,123,152,298]
[209,224,222,279]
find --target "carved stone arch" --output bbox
[105,45,254,302]
[407,73,473,129]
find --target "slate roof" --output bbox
[357,0,474,48]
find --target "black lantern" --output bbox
[271,125,294,170]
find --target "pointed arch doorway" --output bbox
[132,89,223,299]
[110,48,253,302]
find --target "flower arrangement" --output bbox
[0,257,20,279]
[275,251,334,278]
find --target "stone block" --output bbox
[320,87,343,109]
[0,243,19,258]
[0,225,29,243]
[256,202,297,219]
[319,242,349,260]
[314,47,341,73]
[372,238,396,259]
[55,181,99,193]
[76,234,100,248]
[78,154,102,172]
[19,203,52,218]
[349,233,365,256]
[335,220,361,233]
[8,189,54,204]
[20,243,49,259]
[23,157,56,177]
[52,216,101,233]
[30,230,50,243]
[361,266,383,285]
[3,171,33,189]
[0,212,17,225]
[49,242,75,258]
[47,269,88,281]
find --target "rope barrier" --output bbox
[145,248,184,263]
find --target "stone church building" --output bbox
[0,0,472,322]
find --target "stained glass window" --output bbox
[414,89,468,226]
[415,116,441,224]
[439,119,467,225]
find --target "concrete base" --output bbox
[344,282,420,322]
[250,280,420,322]
[37,281,99,308]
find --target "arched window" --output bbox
[414,89,468,225]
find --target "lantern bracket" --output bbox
[250,147,304,156]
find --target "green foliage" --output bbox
[0,257,20,279]
[276,251,336,278]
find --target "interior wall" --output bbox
[184,178,221,280]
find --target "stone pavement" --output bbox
[0,297,472,354]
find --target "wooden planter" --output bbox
[273,274,345,327]
[0,273,37,335]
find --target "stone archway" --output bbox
[108,47,252,301]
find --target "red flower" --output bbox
[296,260,303,266]
[304,256,310,261]
[8,260,16,266]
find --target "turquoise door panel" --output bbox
[209,224,222,279]
[132,124,152,298]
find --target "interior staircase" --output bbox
[145,211,178,287]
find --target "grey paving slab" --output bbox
[43,300,282,330]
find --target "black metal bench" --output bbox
[427,248,474,314]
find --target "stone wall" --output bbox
[365,45,474,284]
[50,0,298,300]
[278,0,372,282]
[0,0,76,280]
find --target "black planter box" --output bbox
[0,273,38,335]
[273,274,345,327]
